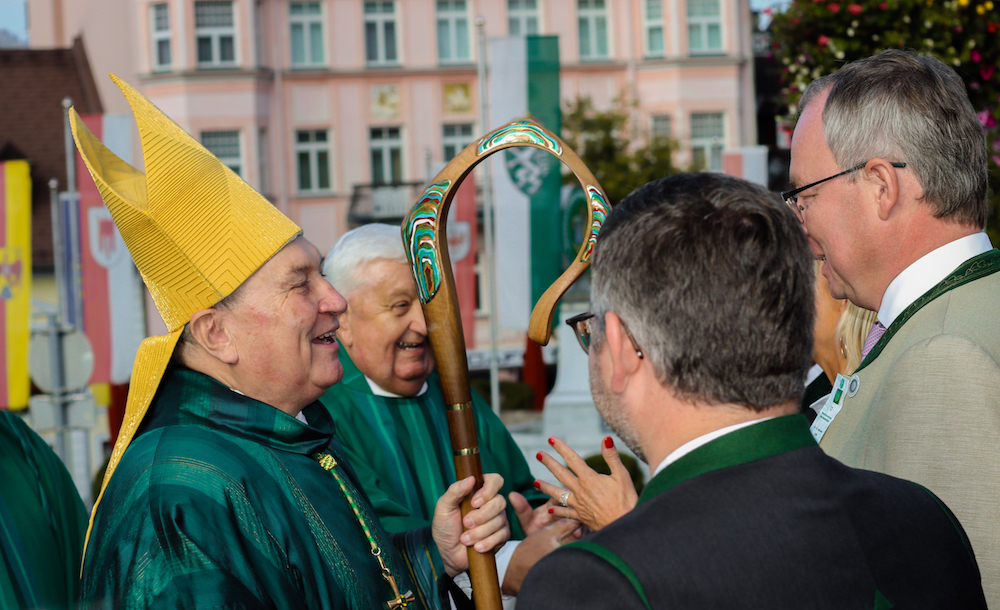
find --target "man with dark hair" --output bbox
[517,173,986,608]
[790,49,1000,604]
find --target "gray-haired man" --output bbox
[517,173,985,608]
[789,50,1000,604]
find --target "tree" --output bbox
[560,96,682,206]
[769,0,1000,241]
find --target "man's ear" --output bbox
[336,305,354,349]
[603,312,643,394]
[867,158,901,222]
[187,308,238,365]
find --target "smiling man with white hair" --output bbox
[320,223,577,600]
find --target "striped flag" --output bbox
[75,114,146,386]
[0,161,32,410]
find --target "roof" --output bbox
[0,35,103,267]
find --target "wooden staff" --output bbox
[401,119,611,609]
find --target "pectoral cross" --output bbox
[383,571,416,609]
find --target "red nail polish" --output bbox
[548,437,555,445]
[533,481,541,489]
[604,436,614,449]
[536,452,544,461]
[548,507,555,514]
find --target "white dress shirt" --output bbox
[878,233,992,327]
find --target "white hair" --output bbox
[324,223,408,297]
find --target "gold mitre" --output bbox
[71,74,301,549]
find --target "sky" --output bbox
[0,0,26,41]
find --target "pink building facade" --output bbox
[31,0,756,255]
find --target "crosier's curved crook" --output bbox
[401,119,610,610]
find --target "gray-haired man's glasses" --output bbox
[565,312,643,359]
[781,161,906,222]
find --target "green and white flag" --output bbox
[489,34,562,330]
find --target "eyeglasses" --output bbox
[565,312,644,359]
[781,161,906,222]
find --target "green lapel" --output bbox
[858,249,1000,371]
[637,415,816,505]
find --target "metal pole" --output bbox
[62,97,83,328]
[476,18,501,416]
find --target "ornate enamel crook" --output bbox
[401,119,610,610]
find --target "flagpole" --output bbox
[476,17,501,416]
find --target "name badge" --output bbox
[810,373,849,443]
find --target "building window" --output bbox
[290,2,324,67]
[257,128,268,194]
[577,0,609,61]
[645,0,664,57]
[296,130,331,193]
[202,130,241,176]
[442,123,474,161]
[508,0,539,35]
[195,1,236,67]
[651,114,672,140]
[437,0,470,65]
[688,0,722,55]
[370,127,402,185]
[690,113,723,171]
[365,2,398,66]
[151,3,171,70]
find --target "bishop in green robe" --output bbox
[82,365,445,609]
[321,351,546,538]
[0,410,87,610]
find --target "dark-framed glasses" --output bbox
[781,161,906,222]
[565,311,644,359]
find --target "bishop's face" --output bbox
[335,259,435,396]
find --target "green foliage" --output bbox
[561,96,682,206]
[769,0,1000,241]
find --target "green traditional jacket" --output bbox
[320,351,546,539]
[0,410,87,610]
[82,366,445,610]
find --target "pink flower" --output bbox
[879,1,888,7]
[978,109,995,127]
[982,65,996,80]
[993,155,1000,165]
[818,34,831,46]
[971,49,982,62]
[827,2,841,11]
[848,3,863,13]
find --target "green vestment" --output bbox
[0,410,87,610]
[320,352,546,538]
[82,366,446,609]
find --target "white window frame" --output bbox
[289,2,324,68]
[507,0,539,36]
[577,0,609,61]
[437,0,471,65]
[687,0,723,55]
[151,3,172,71]
[370,126,403,185]
[442,123,474,161]
[364,1,398,66]
[644,0,665,57]
[195,1,237,68]
[295,129,332,194]
[201,130,242,176]
[651,114,672,140]
[690,113,724,172]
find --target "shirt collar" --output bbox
[365,375,429,398]
[879,233,992,327]
[652,416,776,478]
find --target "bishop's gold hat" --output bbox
[71,75,301,549]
